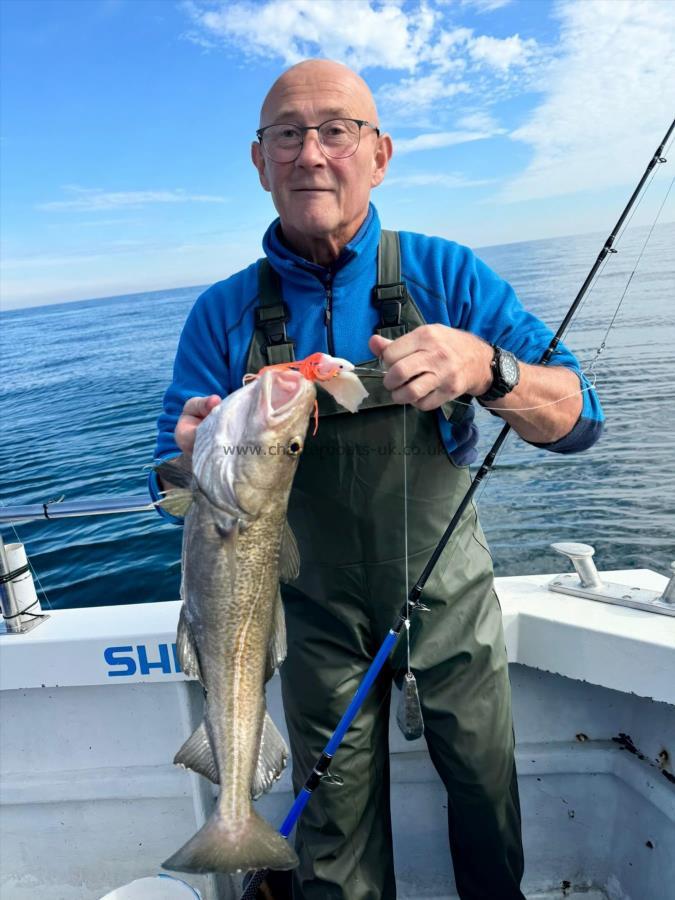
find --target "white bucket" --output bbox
[99,874,202,899]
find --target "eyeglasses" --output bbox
[256,118,380,163]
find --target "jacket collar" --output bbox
[262,203,381,287]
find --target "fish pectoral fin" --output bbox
[251,710,289,800]
[265,588,287,682]
[158,487,194,518]
[177,606,204,685]
[174,720,219,784]
[279,521,300,582]
[154,454,194,490]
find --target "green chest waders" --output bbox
[245,232,525,900]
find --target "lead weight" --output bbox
[396,671,424,740]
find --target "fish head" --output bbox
[192,369,316,522]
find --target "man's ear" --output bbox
[251,141,271,192]
[371,133,393,189]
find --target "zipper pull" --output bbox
[324,273,333,326]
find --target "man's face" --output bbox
[251,61,391,257]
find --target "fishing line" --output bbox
[586,175,675,380]
[403,402,410,673]
[560,161,661,344]
[240,119,675,900]
[395,401,425,740]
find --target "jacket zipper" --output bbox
[324,273,335,356]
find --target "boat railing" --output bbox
[0,494,159,636]
[2,494,675,637]
[0,495,157,525]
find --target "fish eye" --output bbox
[287,437,303,456]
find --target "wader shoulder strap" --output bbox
[374,230,408,340]
[254,259,296,365]
[376,229,470,425]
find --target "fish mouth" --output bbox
[262,369,306,421]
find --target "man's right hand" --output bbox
[157,395,222,494]
[175,395,222,455]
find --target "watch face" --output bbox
[499,351,520,388]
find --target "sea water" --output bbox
[1,223,673,609]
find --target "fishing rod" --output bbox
[240,118,675,900]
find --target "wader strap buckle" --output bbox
[254,303,290,345]
[374,230,409,339]
[373,282,407,329]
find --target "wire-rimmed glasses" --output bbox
[256,118,380,163]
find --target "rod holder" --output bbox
[0,534,48,635]
[551,542,603,589]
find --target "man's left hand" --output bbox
[369,326,493,411]
[369,326,585,445]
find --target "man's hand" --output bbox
[157,395,221,493]
[369,326,493,410]
[369,326,584,445]
[175,395,222,455]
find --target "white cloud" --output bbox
[393,129,494,154]
[468,34,537,72]
[377,73,470,116]
[2,251,110,271]
[181,0,547,136]
[382,172,491,188]
[459,0,512,11]
[501,0,675,202]
[182,1,544,106]
[37,186,228,212]
[182,0,437,72]
[455,110,502,132]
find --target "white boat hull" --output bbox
[1,570,674,899]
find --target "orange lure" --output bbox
[243,352,346,435]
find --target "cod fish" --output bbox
[157,368,316,875]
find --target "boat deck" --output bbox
[1,568,673,899]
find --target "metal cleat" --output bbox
[549,542,675,617]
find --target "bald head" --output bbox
[259,59,379,128]
[251,58,392,267]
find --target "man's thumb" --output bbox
[369,334,391,357]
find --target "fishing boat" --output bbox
[0,495,674,900]
[2,117,673,900]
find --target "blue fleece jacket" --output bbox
[152,205,603,508]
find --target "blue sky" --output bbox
[1,0,673,309]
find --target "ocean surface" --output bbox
[1,222,673,611]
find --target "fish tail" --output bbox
[162,808,298,875]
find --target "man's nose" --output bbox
[295,129,326,166]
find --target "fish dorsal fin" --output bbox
[279,521,300,582]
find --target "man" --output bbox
[153,59,603,899]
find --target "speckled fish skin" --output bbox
[162,369,315,875]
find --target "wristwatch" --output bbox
[478,345,520,402]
